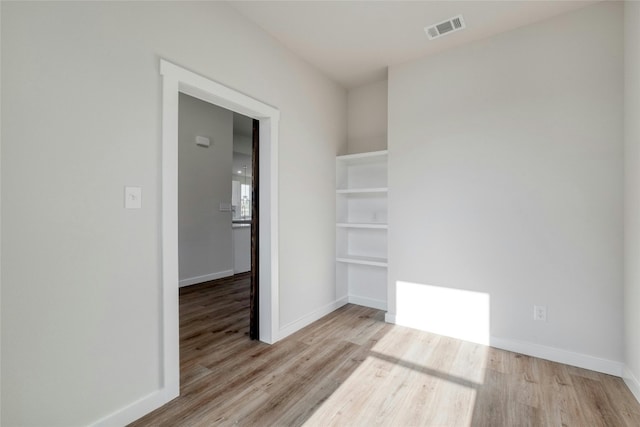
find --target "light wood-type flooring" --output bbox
[130,273,640,426]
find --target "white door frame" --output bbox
[160,59,280,398]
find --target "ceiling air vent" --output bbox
[425,15,466,40]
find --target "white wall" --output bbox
[624,0,640,398]
[388,2,623,369]
[179,93,233,285]
[347,79,388,154]
[233,226,251,274]
[0,2,3,422]
[0,2,346,425]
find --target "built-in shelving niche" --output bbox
[336,150,388,311]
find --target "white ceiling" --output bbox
[229,0,598,89]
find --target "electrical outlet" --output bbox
[533,305,547,322]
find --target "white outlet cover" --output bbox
[533,305,547,321]
[125,186,142,209]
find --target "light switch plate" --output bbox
[125,186,142,209]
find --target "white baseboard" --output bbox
[278,296,348,340]
[348,295,387,311]
[90,386,177,427]
[624,366,640,404]
[383,314,621,377]
[179,270,234,287]
[490,337,623,377]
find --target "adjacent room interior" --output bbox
[2,1,640,425]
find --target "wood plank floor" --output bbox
[130,274,640,426]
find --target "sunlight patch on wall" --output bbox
[394,281,491,345]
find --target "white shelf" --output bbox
[336,187,388,194]
[336,223,388,229]
[336,150,388,165]
[336,255,388,267]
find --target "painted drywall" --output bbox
[0,2,3,421]
[624,0,640,398]
[347,80,388,154]
[233,112,253,154]
[388,2,623,364]
[178,93,233,285]
[0,2,346,426]
[233,226,251,273]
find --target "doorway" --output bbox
[160,59,279,401]
[177,94,259,339]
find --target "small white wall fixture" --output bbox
[160,59,280,401]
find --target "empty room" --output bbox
[2,0,640,426]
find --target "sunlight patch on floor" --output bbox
[303,325,488,426]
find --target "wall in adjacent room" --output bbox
[0,2,346,425]
[178,93,234,286]
[388,2,623,370]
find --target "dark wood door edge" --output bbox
[249,119,259,340]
